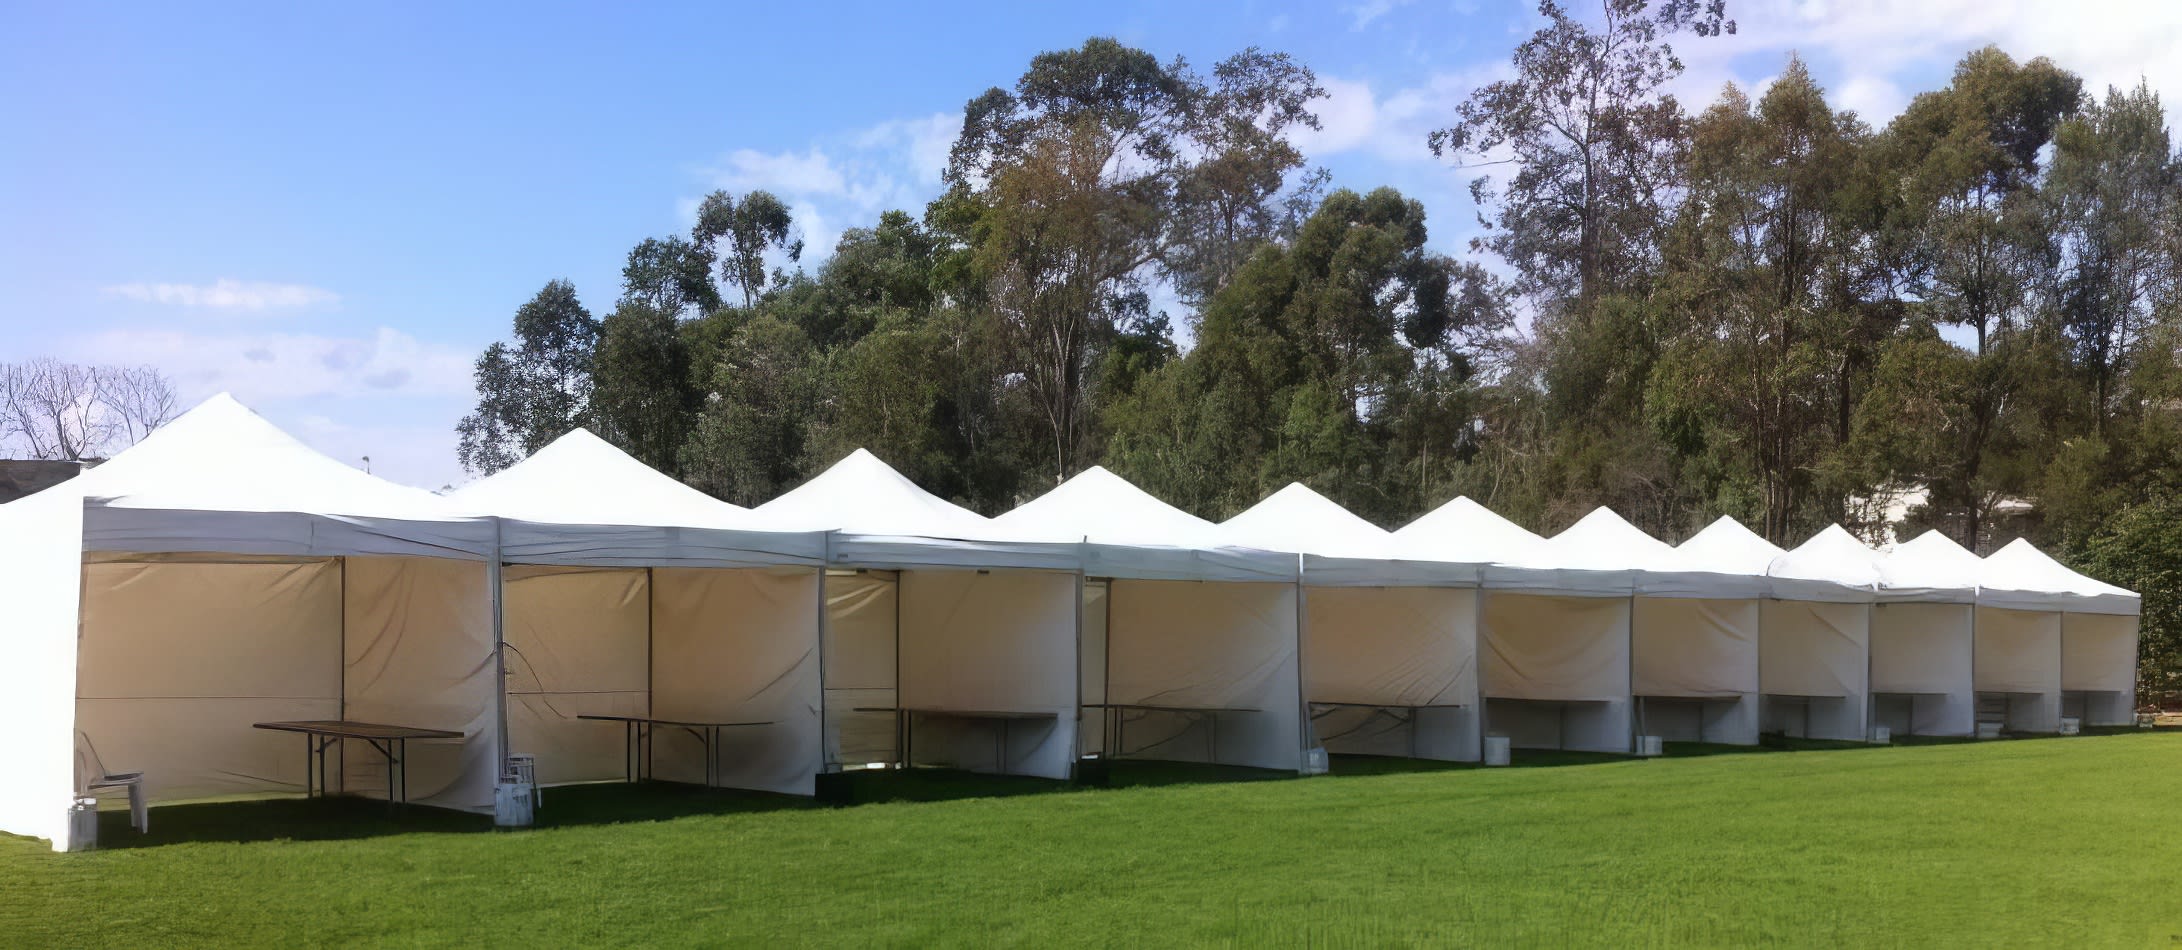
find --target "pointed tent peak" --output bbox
[994,465,1226,547]
[1519,506,1673,573]
[1892,528,1983,565]
[1550,507,1670,548]
[451,427,776,529]
[1877,528,1981,593]
[1391,495,1544,564]
[59,391,464,520]
[1768,524,1882,587]
[1677,515,1783,574]
[1221,481,1393,557]
[1982,537,2137,600]
[757,446,1001,540]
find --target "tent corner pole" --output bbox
[816,532,832,774]
[1292,555,1309,775]
[490,518,508,770]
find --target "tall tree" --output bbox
[621,235,721,317]
[941,37,1323,482]
[590,301,695,475]
[692,190,803,308]
[456,280,600,474]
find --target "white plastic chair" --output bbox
[87,772,147,833]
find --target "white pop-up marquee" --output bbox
[450,430,827,795]
[994,468,1308,773]
[1873,530,1982,736]
[1645,516,1774,745]
[1979,538,2139,726]
[1221,484,1481,762]
[759,450,1082,780]
[0,394,501,851]
[1397,500,1632,753]
[1757,525,1876,740]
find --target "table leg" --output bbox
[398,738,407,805]
[304,734,314,797]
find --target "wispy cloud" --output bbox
[64,326,471,401]
[101,279,338,311]
[1344,0,1413,31]
[687,111,963,264]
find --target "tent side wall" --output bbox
[2062,612,2139,725]
[1304,586,1479,761]
[1631,597,1759,745]
[76,558,344,803]
[502,567,650,786]
[822,572,899,767]
[1973,606,2062,733]
[1870,603,1974,737]
[651,567,822,795]
[1480,592,1632,753]
[1758,599,1868,740]
[1105,579,1302,772]
[898,570,1079,779]
[0,495,84,851]
[339,556,499,810]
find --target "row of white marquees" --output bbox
[0,395,2141,850]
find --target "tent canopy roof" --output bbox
[1520,506,1674,572]
[1220,483,1395,559]
[1979,537,2138,613]
[1675,516,1784,576]
[995,465,1227,548]
[757,448,1020,542]
[1767,524,1881,599]
[452,429,780,530]
[1877,529,1983,595]
[60,393,467,522]
[1391,495,1544,564]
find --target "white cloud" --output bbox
[101,279,338,311]
[62,325,472,402]
[703,148,850,197]
[1344,0,1414,31]
[687,112,964,266]
[854,113,960,187]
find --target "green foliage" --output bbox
[693,190,803,308]
[455,279,599,474]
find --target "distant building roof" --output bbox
[0,459,97,504]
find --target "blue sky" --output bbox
[6,0,2179,487]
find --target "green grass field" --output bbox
[4,733,2179,947]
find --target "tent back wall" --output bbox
[1870,603,1973,694]
[502,567,649,787]
[1480,593,1629,702]
[1631,598,1756,698]
[340,556,497,810]
[899,570,1078,779]
[1758,600,1867,699]
[1974,607,2062,696]
[75,559,343,803]
[1106,579,1301,772]
[1304,587,1475,707]
[651,567,822,795]
[2062,613,2138,693]
[823,572,898,766]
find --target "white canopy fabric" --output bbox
[759,449,1075,570]
[1665,517,1781,598]
[1979,538,2139,615]
[453,429,824,796]
[1220,483,1478,586]
[0,394,500,851]
[1394,496,1590,592]
[994,466,1295,583]
[451,429,822,567]
[1876,530,1982,604]
[1767,525,1881,603]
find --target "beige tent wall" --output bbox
[823,571,898,766]
[1757,600,1868,740]
[340,556,498,810]
[502,566,649,786]
[896,570,1078,779]
[1975,606,2062,732]
[1871,603,1974,736]
[1632,597,1758,745]
[1105,579,1302,772]
[76,558,343,803]
[1079,581,1109,757]
[1304,587,1479,761]
[1480,593,1631,753]
[2062,613,2138,725]
[651,568,821,795]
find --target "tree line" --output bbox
[457,1,2182,690]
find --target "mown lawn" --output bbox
[4,733,2179,947]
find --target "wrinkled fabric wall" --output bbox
[895,570,1077,779]
[1757,600,1867,741]
[1304,587,1478,761]
[1632,598,1755,699]
[0,493,81,850]
[2061,613,2137,696]
[1079,580,1108,757]
[1871,603,1973,737]
[1105,579,1302,772]
[651,567,821,795]
[502,566,649,786]
[76,558,343,803]
[1480,593,1631,753]
[341,556,497,810]
[823,571,898,767]
[1975,607,2062,732]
